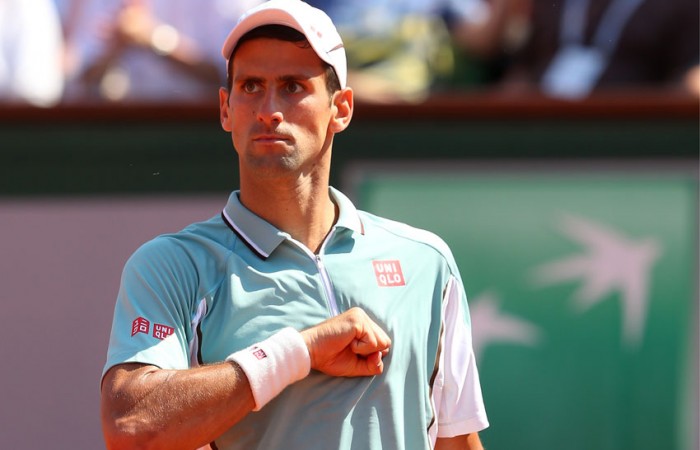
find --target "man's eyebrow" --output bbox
[233,74,264,84]
[278,73,313,82]
[232,72,317,86]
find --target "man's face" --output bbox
[220,37,341,182]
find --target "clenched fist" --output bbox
[301,307,391,377]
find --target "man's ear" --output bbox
[219,87,233,132]
[330,87,354,134]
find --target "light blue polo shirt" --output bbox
[103,187,488,449]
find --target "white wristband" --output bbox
[226,327,311,411]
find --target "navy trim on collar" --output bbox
[222,187,364,259]
[220,211,269,260]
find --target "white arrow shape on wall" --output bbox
[469,291,543,361]
[531,214,662,348]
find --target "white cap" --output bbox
[222,0,347,88]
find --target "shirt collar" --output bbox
[221,187,364,259]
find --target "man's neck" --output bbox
[239,178,338,254]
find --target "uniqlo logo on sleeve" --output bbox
[372,260,406,287]
[153,324,174,340]
[251,346,267,360]
[131,317,150,336]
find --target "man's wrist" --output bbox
[226,327,311,411]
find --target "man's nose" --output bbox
[257,91,284,125]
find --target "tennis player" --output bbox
[100,1,489,449]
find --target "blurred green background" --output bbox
[354,170,697,450]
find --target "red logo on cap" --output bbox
[373,260,406,287]
[310,25,322,38]
[131,317,150,336]
[153,323,174,340]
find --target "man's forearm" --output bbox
[101,362,255,450]
[435,433,484,450]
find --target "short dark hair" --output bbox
[226,25,341,96]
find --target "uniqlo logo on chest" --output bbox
[131,317,150,336]
[373,260,406,287]
[153,324,174,340]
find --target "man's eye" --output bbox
[242,82,259,93]
[285,82,302,94]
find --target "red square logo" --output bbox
[372,260,406,287]
[251,347,267,360]
[153,324,174,340]
[131,317,150,336]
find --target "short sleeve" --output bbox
[102,237,198,380]
[430,276,489,443]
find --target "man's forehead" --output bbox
[231,38,326,76]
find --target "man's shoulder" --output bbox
[358,210,454,257]
[127,214,231,270]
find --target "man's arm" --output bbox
[101,307,391,450]
[101,360,254,450]
[435,433,484,450]
[431,276,489,447]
